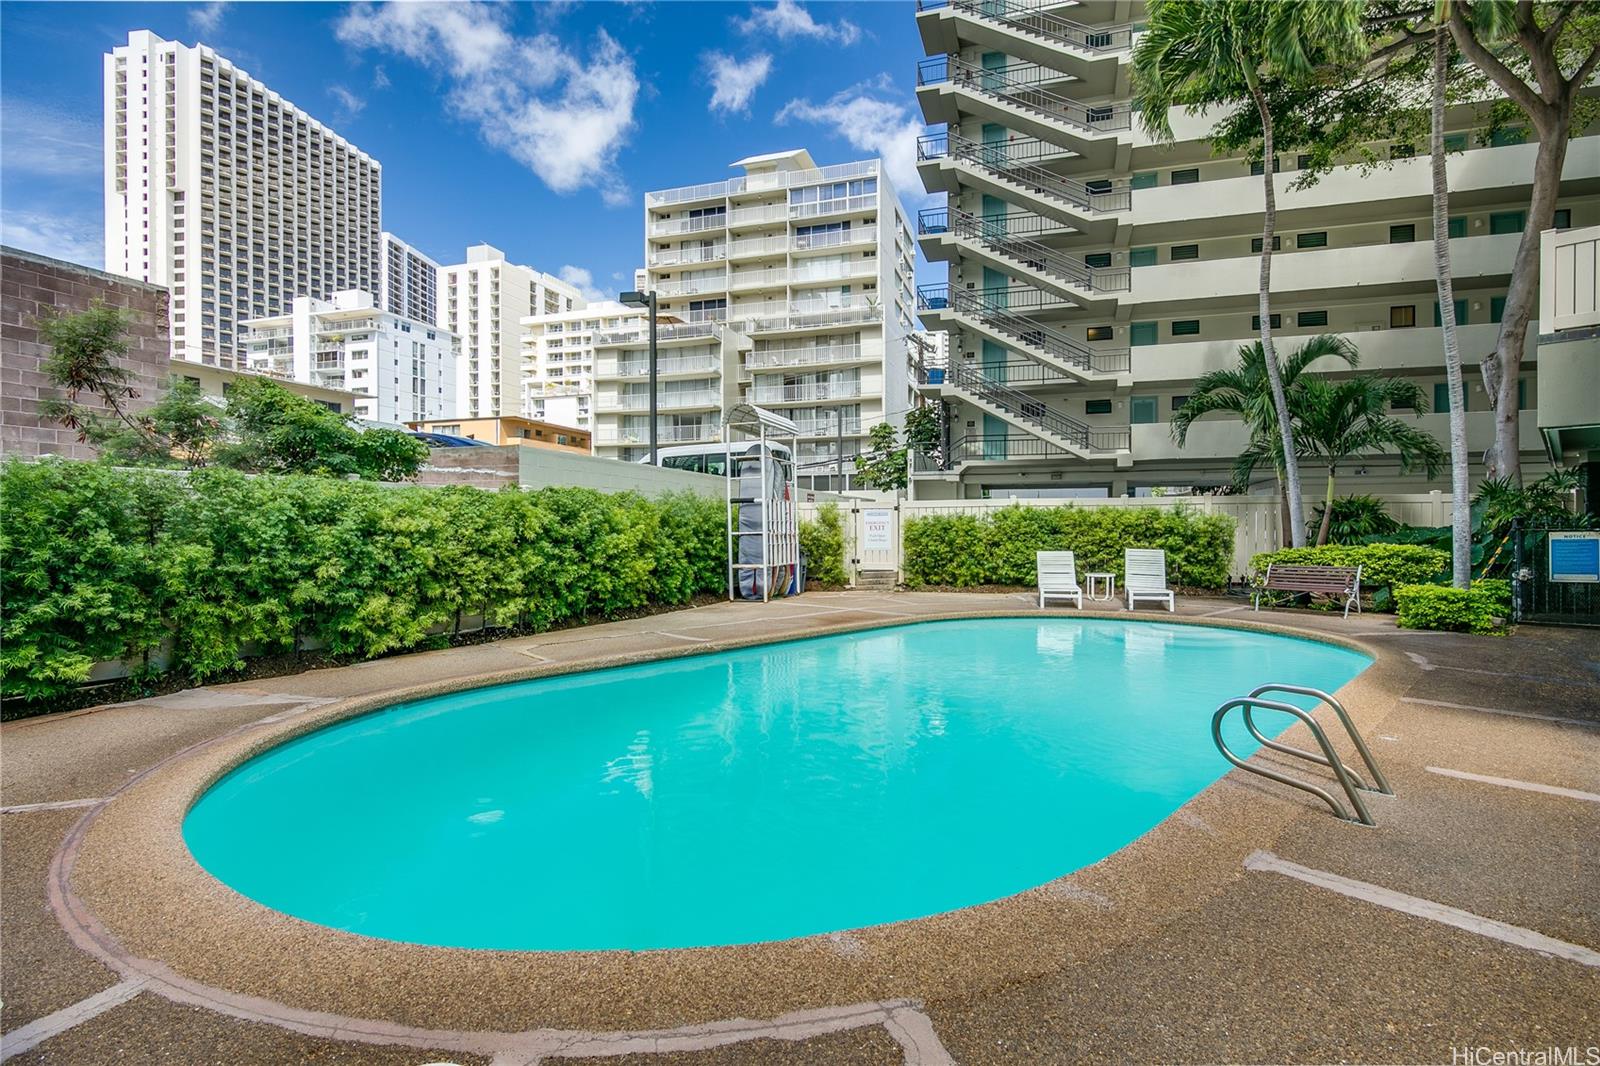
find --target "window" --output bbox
[1391,143,1415,160]
[1434,382,1466,413]
[1491,295,1506,324]
[1297,231,1328,249]
[1448,216,1468,239]
[1131,171,1158,190]
[1489,211,1525,235]
[1249,157,1281,175]
[1443,132,1468,152]
[1251,314,1282,330]
[1129,246,1157,267]
[1170,167,1200,185]
[1554,208,1572,230]
[1518,378,1530,410]
[1390,305,1417,328]
[1084,252,1113,269]
[1489,126,1526,147]
[1169,243,1199,261]
[1130,321,1158,346]
[1434,298,1468,326]
[1171,395,1189,411]
[1086,325,1114,342]
[1171,319,1200,337]
[1130,396,1158,424]
[1296,154,1312,169]
[1297,310,1329,328]
[1085,398,1113,415]
[1390,224,1416,243]
[1251,236,1281,253]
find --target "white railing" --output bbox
[728,203,790,227]
[648,244,726,267]
[747,343,864,368]
[653,275,729,297]
[727,235,790,258]
[597,424,719,445]
[751,381,864,403]
[729,267,790,290]
[790,194,877,221]
[647,214,728,237]
[791,228,876,252]
[791,419,864,437]
[645,159,878,207]
[1541,223,1599,332]
[600,355,721,378]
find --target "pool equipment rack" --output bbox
[724,404,801,603]
[1211,684,1392,825]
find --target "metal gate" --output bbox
[1512,520,1600,627]
[850,502,901,580]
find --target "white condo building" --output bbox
[438,244,582,419]
[910,2,1597,498]
[104,30,381,369]
[380,232,439,324]
[594,149,917,488]
[242,290,458,425]
[520,300,647,433]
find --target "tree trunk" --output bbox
[1431,25,1472,589]
[1317,469,1336,546]
[1276,468,1291,550]
[1248,73,1305,547]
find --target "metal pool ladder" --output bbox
[1211,684,1393,826]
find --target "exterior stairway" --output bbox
[919,54,1133,141]
[921,206,1130,300]
[917,284,1129,381]
[929,360,1130,459]
[927,0,1133,58]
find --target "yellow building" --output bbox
[407,416,592,454]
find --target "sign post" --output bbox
[1548,531,1600,583]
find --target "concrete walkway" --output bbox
[2,591,1597,1064]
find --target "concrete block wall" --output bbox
[1,247,170,460]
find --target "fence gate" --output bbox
[1512,520,1600,627]
[850,502,901,584]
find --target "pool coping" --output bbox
[50,607,1403,1039]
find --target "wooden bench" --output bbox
[1254,563,1363,618]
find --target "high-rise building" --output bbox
[595,149,917,489]
[241,290,457,425]
[437,244,582,418]
[104,30,381,369]
[909,3,1596,498]
[380,232,439,324]
[520,300,646,433]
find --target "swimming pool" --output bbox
[184,618,1370,951]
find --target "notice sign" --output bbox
[1549,531,1600,583]
[862,508,893,552]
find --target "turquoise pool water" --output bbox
[184,618,1370,951]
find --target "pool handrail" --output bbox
[1246,684,1393,796]
[1211,696,1377,826]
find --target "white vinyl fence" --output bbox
[799,491,1454,585]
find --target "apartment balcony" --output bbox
[740,298,886,334]
[654,275,729,298]
[746,342,868,370]
[597,423,719,446]
[916,55,1130,169]
[598,389,720,413]
[750,380,866,404]
[789,195,879,224]
[727,203,789,229]
[917,132,1130,238]
[916,283,1130,383]
[929,360,1132,460]
[595,320,719,347]
[596,354,722,380]
[729,267,789,291]
[643,179,731,209]
[789,227,878,255]
[647,244,727,268]
[792,418,865,438]
[647,215,729,238]
[916,0,1130,95]
[1129,409,1539,464]
[919,206,1128,304]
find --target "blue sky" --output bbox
[0,0,934,299]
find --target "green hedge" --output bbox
[1395,579,1512,634]
[1249,543,1449,605]
[799,502,847,587]
[0,460,726,703]
[902,504,1235,589]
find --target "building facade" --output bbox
[380,232,440,324]
[241,290,457,425]
[520,300,646,433]
[437,244,582,419]
[406,415,591,453]
[596,149,917,488]
[104,30,381,370]
[910,3,1598,499]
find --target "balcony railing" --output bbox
[746,343,864,369]
[727,235,790,259]
[917,132,1132,213]
[648,214,728,238]
[792,418,864,437]
[750,381,864,404]
[917,283,1131,375]
[601,355,721,378]
[648,245,727,268]
[919,206,1130,293]
[789,195,878,221]
[644,160,879,207]
[598,424,718,445]
[654,275,729,298]
[912,434,1071,474]
[916,0,1134,54]
[917,55,1132,135]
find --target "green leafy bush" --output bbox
[1308,494,1400,544]
[0,460,727,704]
[1395,580,1511,634]
[799,502,847,587]
[1249,543,1448,607]
[903,504,1235,589]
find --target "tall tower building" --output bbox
[437,244,582,419]
[380,232,440,324]
[520,300,646,433]
[596,149,917,489]
[103,30,382,368]
[909,3,1596,499]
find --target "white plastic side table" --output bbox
[1085,572,1116,602]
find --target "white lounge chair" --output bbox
[1124,548,1175,612]
[1036,551,1084,609]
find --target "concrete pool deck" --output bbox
[2,590,1597,1064]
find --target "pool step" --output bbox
[853,569,900,592]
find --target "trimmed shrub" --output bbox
[1249,543,1448,606]
[903,504,1235,589]
[0,460,727,704]
[799,502,847,588]
[1395,580,1512,634]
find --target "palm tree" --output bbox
[1293,376,1446,545]
[1428,16,1472,588]
[1133,0,1365,547]
[1172,334,1358,545]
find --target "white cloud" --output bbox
[776,81,926,203]
[337,2,638,203]
[558,264,609,303]
[371,65,390,90]
[703,52,772,115]
[1,210,103,269]
[329,85,366,121]
[189,1,228,34]
[0,100,100,177]
[736,0,860,45]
